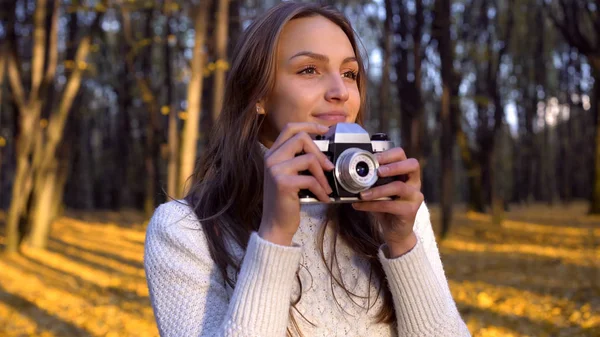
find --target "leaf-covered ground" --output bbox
[0,202,598,337]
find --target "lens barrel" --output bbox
[334,148,379,194]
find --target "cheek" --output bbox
[268,84,319,126]
[348,87,361,120]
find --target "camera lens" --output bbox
[355,161,369,177]
[334,148,379,194]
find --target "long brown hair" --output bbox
[184,2,395,333]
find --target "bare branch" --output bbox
[7,48,26,111]
[49,35,91,147]
[5,0,26,112]
[43,9,103,168]
[30,0,49,102]
[41,0,61,100]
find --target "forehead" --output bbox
[277,15,356,61]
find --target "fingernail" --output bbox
[327,185,333,194]
[375,153,382,161]
[319,125,329,132]
[326,159,335,169]
[378,166,388,175]
[360,190,372,199]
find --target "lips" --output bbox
[313,111,348,122]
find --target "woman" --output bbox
[144,2,470,336]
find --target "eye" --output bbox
[298,65,318,75]
[342,70,358,80]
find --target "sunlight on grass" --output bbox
[0,202,598,336]
[443,238,598,267]
[436,202,600,337]
[500,220,600,237]
[450,280,599,329]
[0,210,156,337]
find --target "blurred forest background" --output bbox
[0,0,599,336]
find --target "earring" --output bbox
[256,105,265,115]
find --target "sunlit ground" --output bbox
[0,202,599,336]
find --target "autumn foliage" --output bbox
[0,203,599,336]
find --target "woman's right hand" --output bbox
[258,122,335,246]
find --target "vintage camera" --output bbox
[299,123,404,204]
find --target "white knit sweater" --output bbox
[144,200,470,337]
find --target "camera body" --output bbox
[299,123,403,204]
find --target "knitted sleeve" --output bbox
[144,202,303,337]
[378,202,471,337]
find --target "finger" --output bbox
[270,122,329,154]
[271,153,333,194]
[360,181,423,201]
[274,174,331,203]
[378,158,421,188]
[267,132,334,171]
[352,199,421,215]
[375,147,407,165]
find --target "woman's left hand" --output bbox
[351,147,424,258]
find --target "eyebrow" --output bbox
[288,51,357,64]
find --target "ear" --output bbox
[255,99,266,115]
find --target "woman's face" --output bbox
[259,15,361,147]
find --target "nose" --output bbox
[324,74,349,103]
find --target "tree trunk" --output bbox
[490,134,504,225]
[120,8,160,214]
[167,109,179,198]
[5,146,34,253]
[4,0,47,253]
[590,63,600,214]
[52,170,67,219]
[142,11,160,215]
[26,34,92,249]
[440,87,454,238]
[434,0,454,238]
[0,48,6,110]
[28,159,57,249]
[50,145,71,220]
[0,50,5,185]
[6,5,97,252]
[489,107,504,225]
[5,107,40,252]
[211,0,230,123]
[397,0,424,160]
[379,0,393,133]
[165,2,178,199]
[179,1,209,197]
[525,95,536,203]
[457,129,484,212]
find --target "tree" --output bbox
[179,1,210,197]
[546,0,600,214]
[456,0,484,213]
[391,0,426,161]
[433,0,457,237]
[5,0,103,252]
[165,0,179,199]
[211,0,231,123]
[120,4,163,215]
[379,0,394,135]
